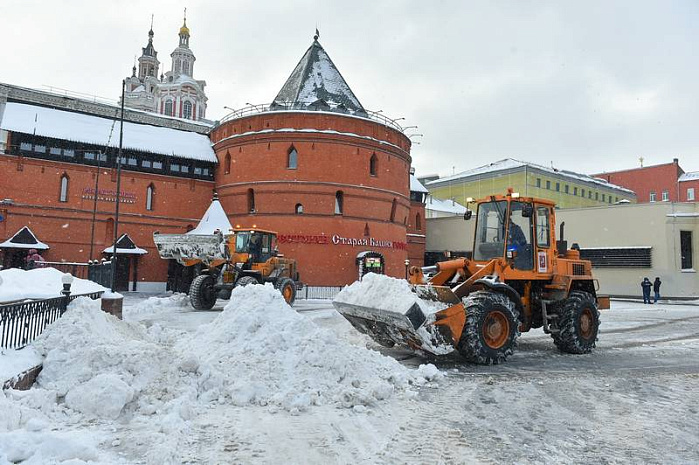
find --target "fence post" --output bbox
[60,273,73,315]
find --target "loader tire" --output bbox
[457,291,520,365]
[275,278,296,306]
[190,275,217,310]
[552,291,599,354]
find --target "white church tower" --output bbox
[124,11,208,121]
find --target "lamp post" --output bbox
[404,259,410,280]
[110,79,126,293]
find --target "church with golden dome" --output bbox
[124,11,208,121]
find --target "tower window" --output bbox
[183,101,193,119]
[416,213,422,230]
[165,100,173,116]
[146,184,155,211]
[295,203,304,214]
[390,199,397,222]
[59,174,69,202]
[370,153,378,176]
[287,146,298,169]
[247,188,256,213]
[224,152,231,175]
[335,191,344,215]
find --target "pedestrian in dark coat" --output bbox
[653,277,662,303]
[25,249,44,270]
[641,277,652,304]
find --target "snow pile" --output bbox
[124,293,190,318]
[0,347,42,384]
[0,268,106,303]
[187,283,442,412]
[334,273,451,315]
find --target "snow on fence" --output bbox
[296,286,344,300]
[0,291,103,349]
[42,261,113,287]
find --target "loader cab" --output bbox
[233,229,277,264]
[473,197,534,270]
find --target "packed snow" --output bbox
[0,347,41,384]
[0,268,106,303]
[0,284,441,463]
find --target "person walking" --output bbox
[653,277,662,303]
[25,249,45,270]
[641,277,652,304]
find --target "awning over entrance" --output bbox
[103,234,148,255]
[0,226,49,250]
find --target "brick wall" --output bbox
[593,160,684,203]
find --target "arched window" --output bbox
[390,199,397,222]
[146,184,155,211]
[183,101,193,119]
[295,203,304,214]
[164,100,173,116]
[415,213,422,231]
[370,153,378,176]
[182,61,188,74]
[175,59,180,73]
[59,173,69,202]
[335,191,344,215]
[247,188,255,213]
[287,146,298,169]
[224,152,231,175]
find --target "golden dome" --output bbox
[179,20,189,36]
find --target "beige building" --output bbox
[426,202,699,298]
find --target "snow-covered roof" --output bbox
[1,102,217,162]
[410,175,428,193]
[427,158,635,195]
[271,39,366,115]
[103,234,148,255]
[0,226,49,250]
[425,196,467,214]
[679,171,699,182]
[187,197,233,235]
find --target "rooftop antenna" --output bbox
[184,7,187,23]
[639,156,644,167]
[314,25,320,41]
[150,14,154,31]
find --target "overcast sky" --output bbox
[3,1,698,177]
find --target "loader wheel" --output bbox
[457,291,520,365]
[276,277,296,306]
[552,291,600,354]
[190,275,217,310]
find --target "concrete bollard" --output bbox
[101,291,124,320]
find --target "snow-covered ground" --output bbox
[1,285,698,464]
[0,268,106,303]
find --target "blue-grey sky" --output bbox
[3,1,698,177]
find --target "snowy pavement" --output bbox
[1,290,698,464]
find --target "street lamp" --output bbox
[393,117,406,122]
[404,259,410,280]
[408,133,424,138]
[403,125,418,131]
[223,105,236,112]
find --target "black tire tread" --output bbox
[551,290,600,354]
[190,274,216,310]
[275,277,297,306]
[457,290,520,365]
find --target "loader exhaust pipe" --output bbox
[557,221,568,256]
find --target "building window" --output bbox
[546,180,551,190]
[183,101,193,119]
[20,142,32,151]
[59,174,69,202]
[194,167,202,175]
[390,199,397,222]
[84,152,96,160]
[588,191,592,199]
[146,184,154,211]
[555,182,560,192]
[247,189,256,213]
[34,144,46,154]
[335,191,344,215]
[581,189,585,197]
[536,178,541,188]
[152,161,162,169]
[595,192,599,201]
[650,191,656,202]
[224,152,231,175]
[608,196,612,204]
[50,147,61,155]
[295,203,304,214]
[164,100,173,117]
[416,213,422,230]
[370,153,378,176]
[662,190,669,202]
[681,231,693,270]
[688,188,695,201]
[171,163,180,172]
[602,194,605,202]
[573,187,578,196]
[142,160,152,168]
[287,146,298,169]
[128,157,137,166]
[181,165,189,174]
[564,185,569,194]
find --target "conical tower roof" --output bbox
[272,38,366,115]
[187,195,233,235]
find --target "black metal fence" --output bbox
[0,291,103,349]
[41,261,113,287]
[296,286,344,300]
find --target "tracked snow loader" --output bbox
[333,189,609,364]
[154,228,300,309]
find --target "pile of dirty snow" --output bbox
[186,283,442,412]
[0,268,106,303]
[0,347,42,384]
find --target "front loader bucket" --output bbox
[333,284,466,356]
